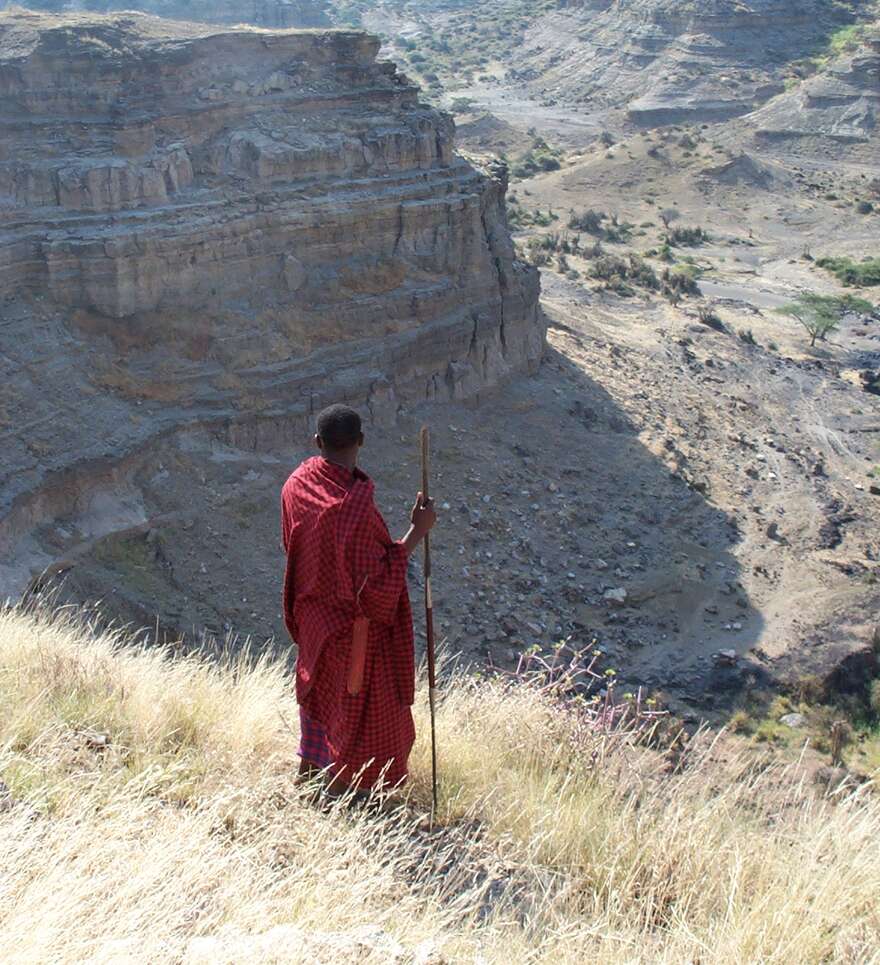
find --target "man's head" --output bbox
[315,404,363,462]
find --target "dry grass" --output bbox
[1,605,880,963]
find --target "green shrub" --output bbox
[510,136,564,179]
[816,256,880,287]
[698,306,724,330]
[777,293,876,345]
[568,209,606,235]
[661,266,700,298]
[592,255,628,280]
[604,216,634,244]
[728,710,754,734]
[567,210,632,242]
[590,253,658,295]
[669,226,709,247]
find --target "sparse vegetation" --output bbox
[816,256,880,287]
[4,605,880,961]
[568,208,605,235]
[509,206,559,229]
[567,209,633,243]
[668,225,709,247]
[777,293,876,346]
[591,253,659,296]
[659,207,680,232]
[697,305,724,330]
[511,136,563,178]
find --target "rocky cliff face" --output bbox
[0,9,543,596]
[748,33,880,145]
[505,0,855,124]
[0,1,332,29]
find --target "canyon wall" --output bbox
[0,9,543,596]
[508,0,855,124]
[0,1,331,29]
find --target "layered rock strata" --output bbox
[0,1,331,29]
[749,34,880,143]
[509,0,856,124]
[0,10,543,596]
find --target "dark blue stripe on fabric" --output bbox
[298,707,335,769]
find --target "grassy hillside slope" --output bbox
[1,606,879,962]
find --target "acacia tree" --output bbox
[777,293,874,346]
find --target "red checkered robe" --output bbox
[281,456,415,788]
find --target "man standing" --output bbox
[281,404,436,792]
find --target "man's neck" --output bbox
[322,451,358,472]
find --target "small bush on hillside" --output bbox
[669,226,709,247]
[659,208,680,231]
[511,136,563,179]
[816,256,880,287]
[567,210,633,242]
[856,200,874,215]
[591,254,628,280]
[627,255,660,290]
[661,266,700,299]
[568,209,606,235]
[509,207,558,229]
[526,247,551,267]
[591,253,659,296]
[698,306,724,330]
[604,215,634,243]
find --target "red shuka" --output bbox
[281,456,415,788]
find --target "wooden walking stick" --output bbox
[420,425,439,816]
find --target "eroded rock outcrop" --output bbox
[0,1,332,29]
[507,0,856,125]
[749,33,880,144]
[0,9,542,596]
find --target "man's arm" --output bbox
[400,491,437,556]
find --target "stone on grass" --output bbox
[779,712,807,729]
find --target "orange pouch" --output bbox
[347,616,370,695]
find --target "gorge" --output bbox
[0,9,543,607]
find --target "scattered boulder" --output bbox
[604,587,628,607]
[779,712,807,729]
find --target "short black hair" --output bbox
[316,404,362,451]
